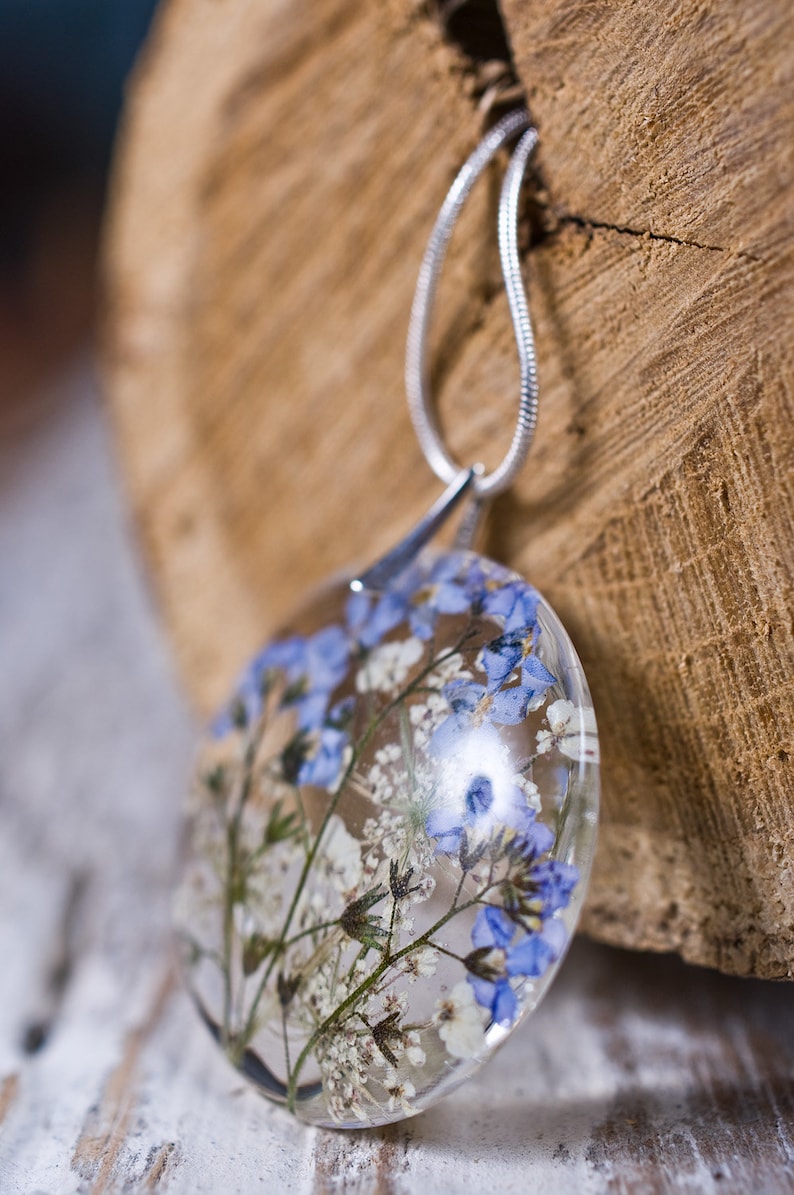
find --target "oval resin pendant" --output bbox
[175,548,598,1128]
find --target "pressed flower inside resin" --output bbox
[175,548,599,1128]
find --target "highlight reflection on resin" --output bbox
[175,548,599,1128]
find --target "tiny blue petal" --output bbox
[467,974,497,1012]
[541,918,568,956]
[472,905,515,950]
[481,633,523,691]
[345,589,372,637]
[298,727,349,788]
[465,775,494,819]
[489,686,531,725]
[347,589,407,649]
[521,654,557,696]
[425,807,463,854]
[435,580,471,615]
[506,932,556,979]
[492,979,518,1024]
[483,581,538,632]
[531,860,580,913]
[259,636,306,673]
[292,690,330,732]
[304,625,349,689]
[468,974,518,1025]
[504,589,540,634]
[408,604,434,641]
[427,713,466,759]
[443,679,485,715]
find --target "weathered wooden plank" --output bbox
[0,365,792,1191]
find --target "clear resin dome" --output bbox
[175,548,598,1128]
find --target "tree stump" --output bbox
[103,0,793,978]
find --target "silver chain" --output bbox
[405,110,540,499]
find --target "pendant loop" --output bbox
[405,110,539,499]
[352,467,477,592]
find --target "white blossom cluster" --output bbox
[315,1007,430,1121]
[180,573,591,1127]
[356,637,424,693]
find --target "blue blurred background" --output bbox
[0,0,158,399]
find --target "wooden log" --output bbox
[103,0,794,977]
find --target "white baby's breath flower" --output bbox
[351,957,370,985]
[404,1030,426,1068]
[432,981,488,1059]
[383,1069,417,1115]
[536,729,554,755]
[402,945,438,983]
[362,810,407,864]
[512,773,542,811]
[429,651,471,688]
[319,814,363,893]
[362,817,379,843]
[537,699,599,763]
[409,690,449,749]
[375,743,402,766]
[409,701,429,726]
[356,638,424,694]
[303,967,338,1021]
[408,833,434,870]
[365,762,395,805]
[381,989,409,1018]
[235,850,290,938]
[380,817,407,858]
[547,699,575,735]
[319,1027,377,1123]
[408,872,436,904]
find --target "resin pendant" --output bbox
[175,546,599,1128]
[177,112,599,1128]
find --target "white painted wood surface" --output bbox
[0,363,792,1193]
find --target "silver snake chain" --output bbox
[405,109,540,499]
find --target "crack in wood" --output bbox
[431,0,517,74]
[554,210,761,261]
[427,4,764,265]
[428,0,530,121]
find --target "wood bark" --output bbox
[103,0,794,977]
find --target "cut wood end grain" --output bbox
[102,0,794,977]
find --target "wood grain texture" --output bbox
[102,0,794,977]
[1,364,793,1192]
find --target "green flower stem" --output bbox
[221,721,266,1045]
[452,871,467,908]
[221,836,237,1045]
[285,884,493,1112]
[429,941,467,965]
[282,1005,291,1091]
[399,704,416,795]
[283,920,341,950]
[237,635,476,1050]
[292,785,312,858]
